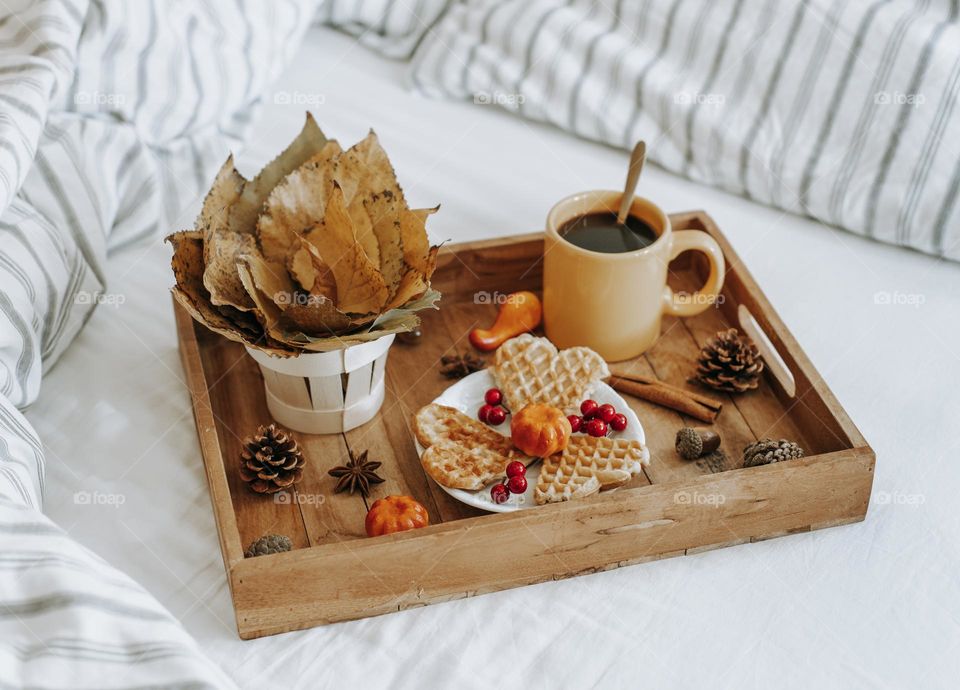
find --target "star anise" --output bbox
[439,351,485,379]
[328,450,384,498]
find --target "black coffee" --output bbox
[558,212,658,253]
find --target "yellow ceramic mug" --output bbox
[543,191,725,361]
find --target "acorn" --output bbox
[675,427,721,460]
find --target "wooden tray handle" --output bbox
[738,304,796,398]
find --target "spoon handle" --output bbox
[617,140,646,225]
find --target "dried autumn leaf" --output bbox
[310,185,388,314]
[289,232,337,300]
[168,231,290,356]
[203,230,258,311]
[346,197,380,268]
[198,156,244,237]
[386,244,439,311]
[363,191,405,302]
[236,260,305,355]
[279,296,355,336]
[170,231,238,333]
[236,258,284,334]
[334,131,405,208]
[400,206,437,276]
[258,139,341,264]
[229,113,330,235]
[200,157,255,312]
[246,253,297,305]
[246,239,355,336]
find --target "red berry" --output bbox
[580,399,599,418]
[597,404,616,424]
[478,404,494,422]
[610,413,628,432]
[506,461,526,478]
[490,483,510,504]
[507,475,528,494]
[567,414,583,433]
[586,418,607,437]
[484,388,502,406]
[486,406,507,425]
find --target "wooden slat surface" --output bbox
[174,304,245,568]
[432,235,544,298]
[294,433,364,545]
[383,306,476,523]
[195,329,311,551]
[187,211,866,544]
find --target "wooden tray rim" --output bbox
[228,444,873,565]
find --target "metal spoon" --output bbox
[616,140,646,226]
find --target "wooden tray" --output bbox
[175,211,874,639]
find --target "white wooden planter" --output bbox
[245,335,395,434]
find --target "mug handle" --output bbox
[661,230,725,317]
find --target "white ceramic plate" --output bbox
[416,369,647,513]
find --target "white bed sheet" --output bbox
[24,27,960,689]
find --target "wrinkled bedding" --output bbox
[0,1,313,686]
[27,23,960,690]
[2,2,959,688]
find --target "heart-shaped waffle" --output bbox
[535,435,649,505]
[493,334,610,411]
[414,403,531,490]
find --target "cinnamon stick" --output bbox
[607,374,722,424]
[609,371,724,407]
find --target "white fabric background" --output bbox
[26,26,960,689]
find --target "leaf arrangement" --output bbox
[167,113,441,356]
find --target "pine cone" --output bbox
[239,424,305,494]
[742,438,804,467]
[695,328,764,393]
[245,534,292,558]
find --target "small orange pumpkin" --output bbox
[365,495,430,537]
[510,404,571,458]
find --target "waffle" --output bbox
[493,334,609,411]
[534,461,602,504]
[535,435,649,505]
[414,403,529,490]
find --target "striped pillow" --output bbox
[319,0,454,59]
[409,0,960,260]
